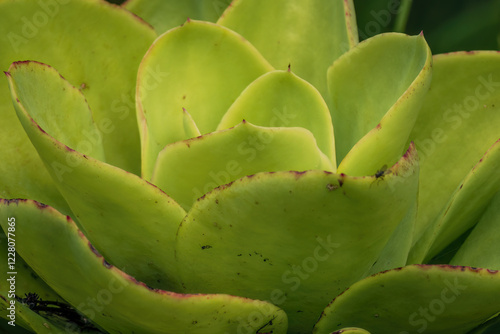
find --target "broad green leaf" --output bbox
[410,138,500,263]
[7,61,105,162]
[152,121,333,211]
[217,70,336,164]
[406,52,500,259]
[451,190,500,270]
[313,265,500,334]
[176,144,419,333]
[0,199,288,334]
[136,19,273,179]
[123,0,232,34]
[0,0,156,184]
[7,61,187,291]
[330,32,431,174]
[218,0,358,103]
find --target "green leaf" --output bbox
[152,121,333,211]
[7,61,187,291]
[218,0,358,104]
[0,0,156,180]
[123,0,232,34]
[136,19,273,179]
[329,32,432,174]
[406,52,500,261]
[175,144,419,333]
[0,199,288,334]
[410,138,500,263]
[313,265,500,334]
[217,70,336,164]
[451,189,500,270]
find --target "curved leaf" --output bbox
[176,144,419,333]
[136,19,273,179]
[0,0,156,180]
[314,265,500,334]
[217,70,336,164]
[329,32,432,174]
[152,121,333,210]
[407,51,500,260]
[451,190,500,270]
[7,61,187,291]
[410,138,500,263]
[218,0,358,103]
[0,199,288,334]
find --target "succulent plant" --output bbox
[1,0,499,333]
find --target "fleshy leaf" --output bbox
[0,0,156,185]
[136,19,274,179]
[451,190,500,270]
[123,0,232,34]
[0,199,288,334]
[313,265,500,334]
[406,51,500,260]
[218,0,358,103]
[7,61,187,291]
[176,144,419,333]
[330,32,432,174]
[152,121,334,210]
[410,138,500,263]
[217,70,336,164]
[7,61,105,162]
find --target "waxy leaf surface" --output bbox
[152,121,333,210]
[7,61,187,291]
[329,33,432,174]
[176,145,419,333]
[0,199,288,334]
[407,52,500,262]
[314,265,500,334]
[217,70,336,164]
[218,0,358,103]
[137,19,273,179]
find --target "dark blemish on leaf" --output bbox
[287,63,291,72]
[103,260,112,269]
[82,154,88,159]
[338,179,344,187]
[34,201,48,209]
[255,201,259,205]
[215,199,219,204]
[182,95,186,100]
[376,123,382,129]
[201,245,212,250]
[459,184,463,189]
[88,242,102,257]
[237,254,242,256]
[79,83,87,90]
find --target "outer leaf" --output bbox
[123,0,232,34]
[152,121,333,210]
[406,52,500,259]
[176,144,419,333]
[218,0,358,104]
[217,70,336,164]
[329,32,432,174]
[410,138,500,263]
[314,265,500,334]
[7,61,187,291]
[451,190,500,270]
[0,0,156,188]
[0,199,288,334]
[136,19,273,179]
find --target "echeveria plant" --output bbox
[1,0,499,333]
